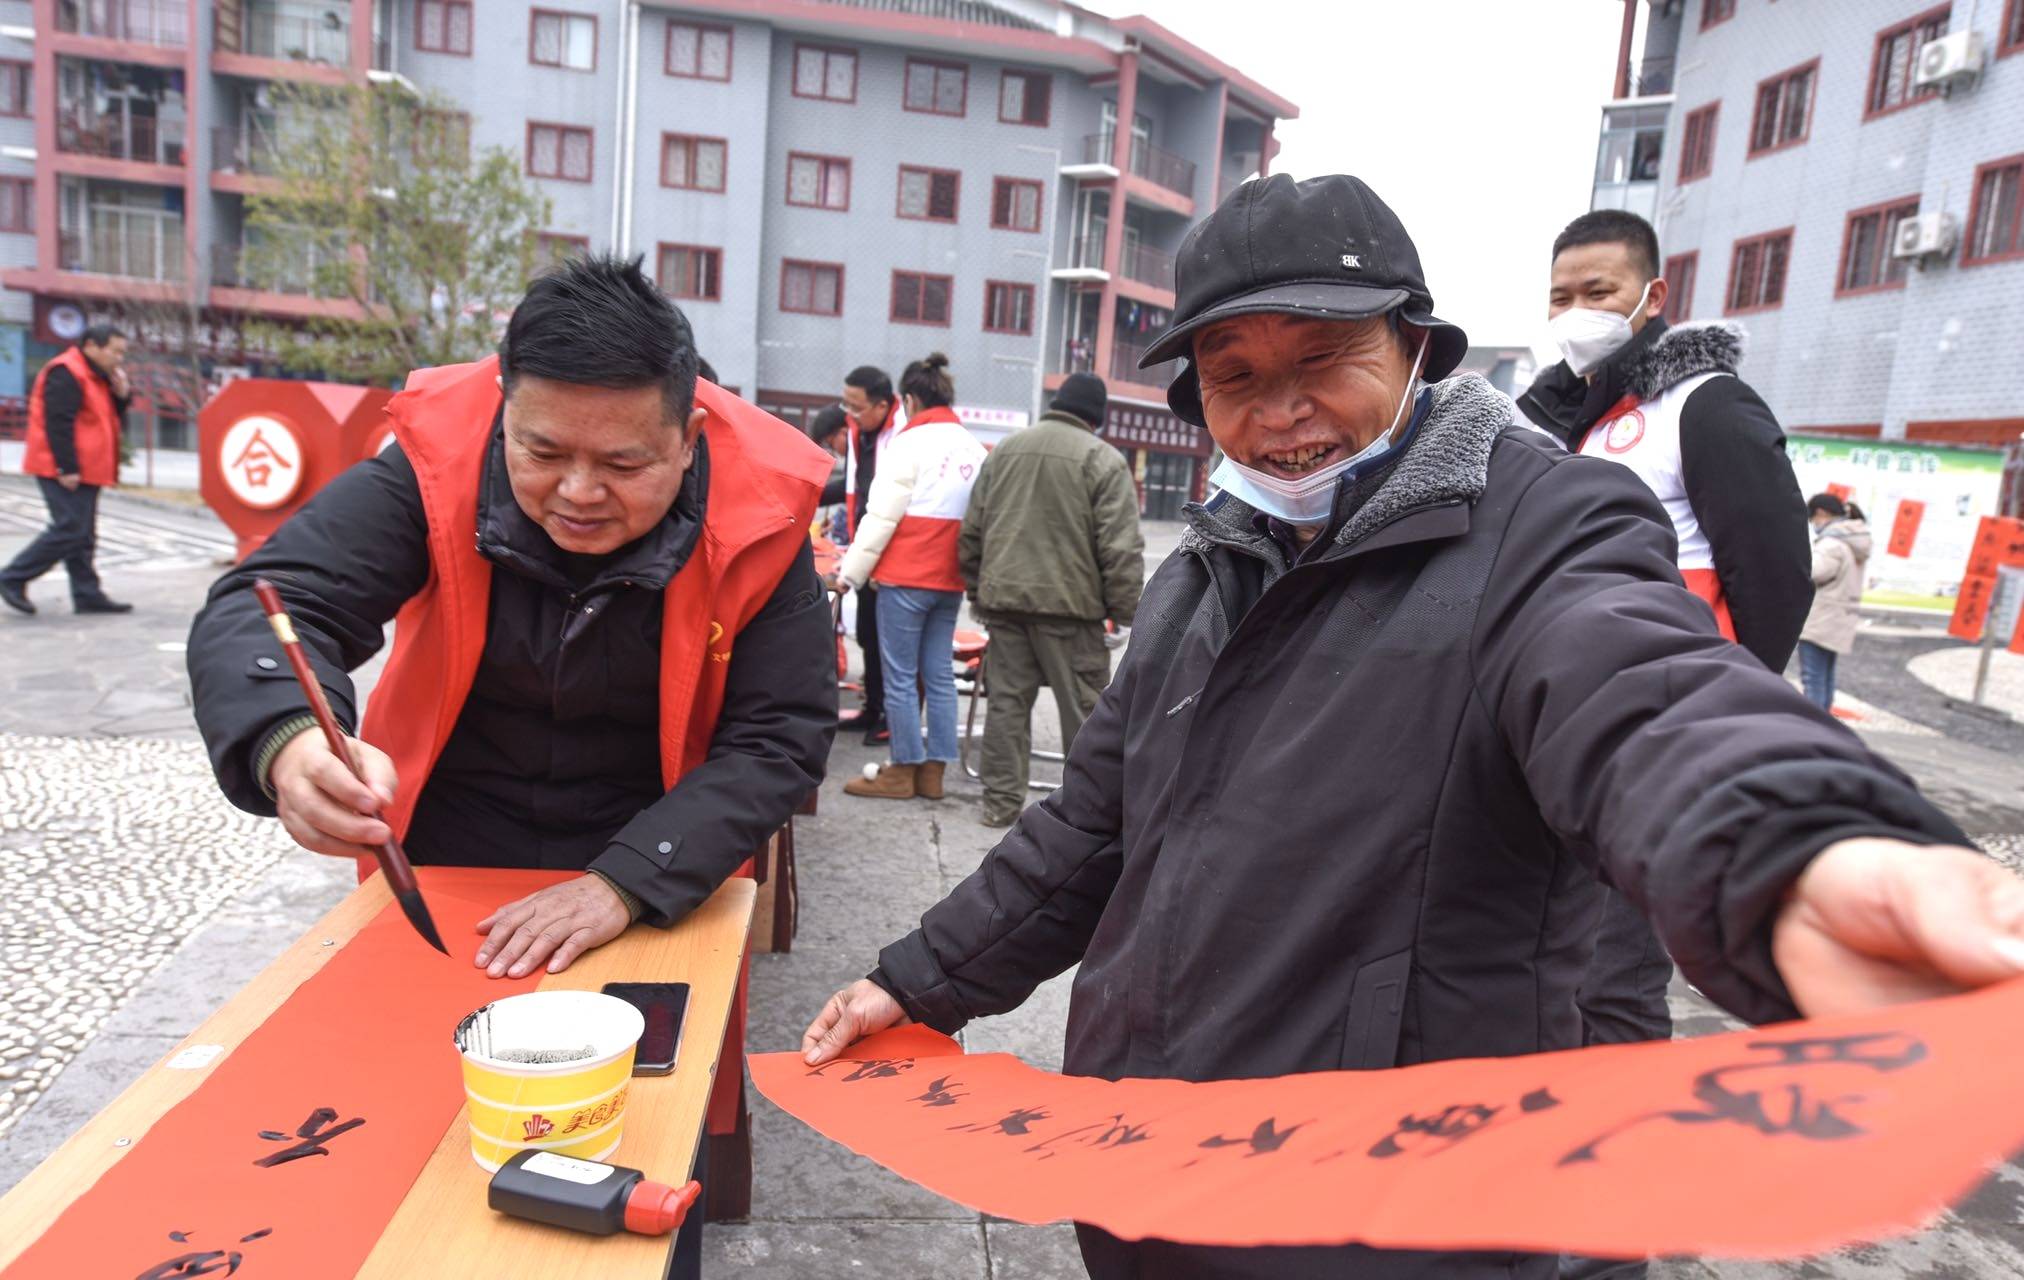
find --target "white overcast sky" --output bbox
[1123,0,1635,355]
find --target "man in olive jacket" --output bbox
[959,373,1144,826]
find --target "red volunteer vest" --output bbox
[23,347,121,487]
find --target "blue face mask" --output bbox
[1207,332,1429,526]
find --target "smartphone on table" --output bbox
[600,982,690,1077]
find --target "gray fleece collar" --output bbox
[1179,373,1518,558]
[1620,320,1745,402]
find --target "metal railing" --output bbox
[1081,133,1198,199]
[55,112,185,166]
[1119,240,1175,292]
[55,0,189,47]
[1111,335,1178,387]
[58,217,186,282]
[211,123,283,176]
[1062,233,1107,272]
[217,4,352,66]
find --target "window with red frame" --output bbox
[1662,252,1697,322]
[659,244,722,301]
[782,260,843,315]
[786,153,849,210]
[530,9,596,70]
[662,134,726,191]
[0,176,31,233]
[904,59,967,116]
[0,61,28,117]
[534,233,589,268]
[2004,0,2024,55]
[414,110,470,167]
[1749,61,1816,155]
[1727,229,1793,312]
[665,20,730,80]
[417,0,472,54]
[892,270,953,325]
[983,281,1034,335]
[1867,7,1950,118]
[1702,0,1736,28]
[1838,198,1920,292]
[527,123,593,181]
[999,70,1050,126]
[1965,155,2024,263]
[1679,104,1719,182]
[898,166,959,222]
[792,44,856,102]
[991,178,1042,232]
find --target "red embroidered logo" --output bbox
[1602,409,1647,454]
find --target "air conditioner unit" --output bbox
[1892,211,1957,261]
[1912,31,1985,91]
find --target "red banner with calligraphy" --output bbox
[1886,499,1925,558]
[2,869,568,1280]
[753,978,2024,1259]
[1947,516,2024,641]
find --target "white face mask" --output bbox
[1548,280,1653,377]
[1208,332,1429,526]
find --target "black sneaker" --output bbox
[73,595,134,615]
[0,580,33,616]
[861,723,891,747]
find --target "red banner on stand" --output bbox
[754,979,2024,1260]
[3,868,569,1280]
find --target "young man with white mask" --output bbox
[1519,210,1811,673]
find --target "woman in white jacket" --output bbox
[836,354,986,800]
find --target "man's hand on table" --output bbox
[802,978,911,1065]
[270,731,400,858]
[1774,837,2024,1016]
[475,875,632,978]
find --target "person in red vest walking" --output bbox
[185,258,834,1263]
[834,353,985,801]
[2,323,135,616]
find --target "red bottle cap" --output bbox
[624,1178,701,1236]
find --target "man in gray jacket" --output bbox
[960,373,1144,826]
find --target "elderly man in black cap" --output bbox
[802,175,2024,1280]
[958,372,1144,827]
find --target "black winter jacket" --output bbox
[1517,319,1812,671]
[188,430,836,924]
[871,375,1965,1280]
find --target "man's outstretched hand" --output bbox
[802,978,911,1065]
[1775,837,2024,1016]
[475,875,632,978]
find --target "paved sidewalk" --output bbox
[1,491,2021,1277]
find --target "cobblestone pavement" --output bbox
[1,501,2022,1276]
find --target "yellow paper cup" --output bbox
[453,990,645,1172]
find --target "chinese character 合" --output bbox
[230,427,294,489]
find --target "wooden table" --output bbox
[0,874,755,1279]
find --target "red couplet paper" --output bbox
[4,867,572,1280]
[751,978,2024,1259]
[1886,499,1924,558]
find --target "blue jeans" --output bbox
[877,585,962,765]
[1798,640,1837,710]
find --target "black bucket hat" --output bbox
[1145,174,1469,426]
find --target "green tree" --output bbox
[240,81,554,385]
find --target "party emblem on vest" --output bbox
[708,620,732,663]
[1601,408,1647,455]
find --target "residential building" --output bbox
[1453,344,1536,399]
[1594,0,2024,451]
[0,0,1296,511]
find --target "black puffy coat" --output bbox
[871,374,1964,1280]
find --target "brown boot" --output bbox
[916,761,945,800]
[844,762,918,800]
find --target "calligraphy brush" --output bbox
[250,578,449,955]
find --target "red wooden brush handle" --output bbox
[250,579,421,898]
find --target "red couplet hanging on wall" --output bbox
[1886,498,1925,558]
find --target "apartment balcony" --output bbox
[1051,233,1110,283]
[1118,241,1175,293]
[1110,335,1178,390]
[54,0,189,48]
[1627,55,1675,99]
[56,112,186,167]
[1079,134,1197,201]
[215,2,354,70]
[58,218,186,283]
[211,241,336,296]
[212,123,285,177]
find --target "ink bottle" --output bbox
[488,1150,700,1236]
